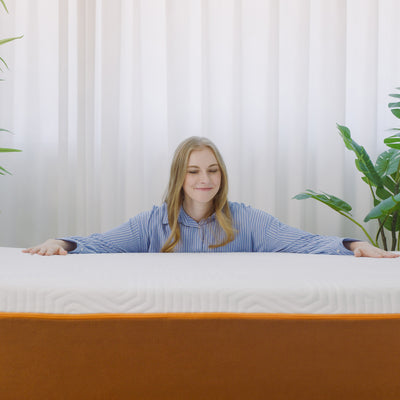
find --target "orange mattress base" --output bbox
[1,312,400,399]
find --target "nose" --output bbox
[199,171,210,184]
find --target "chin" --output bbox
[194,196,215,204]
[191,192,217,203]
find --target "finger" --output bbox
[22,249,36,254]
[381,251,400,258]
[360,248,399,258]
[373,252,384,258]
[22,247,47,255]
[366,250,383,258]
[29,247,42,255]
[370,248,395,258]
[354,248,380,258]
[48,247,65,256]
[38,248,47,256]
[45,248,56,256]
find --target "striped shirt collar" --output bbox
[162,204,216,227]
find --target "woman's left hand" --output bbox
[345,241,400,258]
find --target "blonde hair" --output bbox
[161,136,236,252]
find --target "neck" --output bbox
[182,199,213,222]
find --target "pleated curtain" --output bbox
[0,0,399,247]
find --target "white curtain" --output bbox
[0,0,399,248]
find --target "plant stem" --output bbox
[337,211,378,247]
[391,212,398,250]
[392,177,400,250]
[395,158,400,182]
[368,184,388,249]
[368,183,376,199]
[376,215,390,250]
[397,230,400,251]
[397,166,400,251]
[377,219,388,250]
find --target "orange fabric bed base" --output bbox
[1,312,400,400]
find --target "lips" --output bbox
[195,188,213,191]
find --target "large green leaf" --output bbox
[293,189,352,213]
[364,192,400,222]
[0,56,8,71]
[0,36,23,46]
[389,94,400,99]
[384,134,400,150]
[337,123,383,187]
[375,148,400,176]
[383,214,400,232]
[383,176,396,193]
[336,124,354,151]
[0,166,10,175]
[0,147,21,152]
[391,109,400,119]
[0,0,8,13]
[376,187,392,200]
[361,176,370,185]
[389,102,400,108]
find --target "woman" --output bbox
[23,137,398,258]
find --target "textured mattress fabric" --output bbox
[1,247,400,314]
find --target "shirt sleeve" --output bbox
[59,210,151,254]
[246,207,356,255]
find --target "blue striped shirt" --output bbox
[63,202,354,255]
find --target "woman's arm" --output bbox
[238,204,399,258]
[22,208,156,256]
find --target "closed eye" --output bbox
[187,169,219,174]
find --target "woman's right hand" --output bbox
[22,239,74,256]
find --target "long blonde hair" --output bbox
[161,137,236,252]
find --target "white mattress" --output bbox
[1,247,400,314]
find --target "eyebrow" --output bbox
[187,164,219,169]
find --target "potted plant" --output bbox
[0,0,22,176]
[294,88,400,251]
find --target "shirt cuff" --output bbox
[340,238,361,255]
[57,238,81,254]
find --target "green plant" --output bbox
[1,0,22,176]
[294,88,400,251]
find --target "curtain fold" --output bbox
[0,0,399,247]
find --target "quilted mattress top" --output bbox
[1,247,400,314]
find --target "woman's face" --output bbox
[182,147,221,208]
